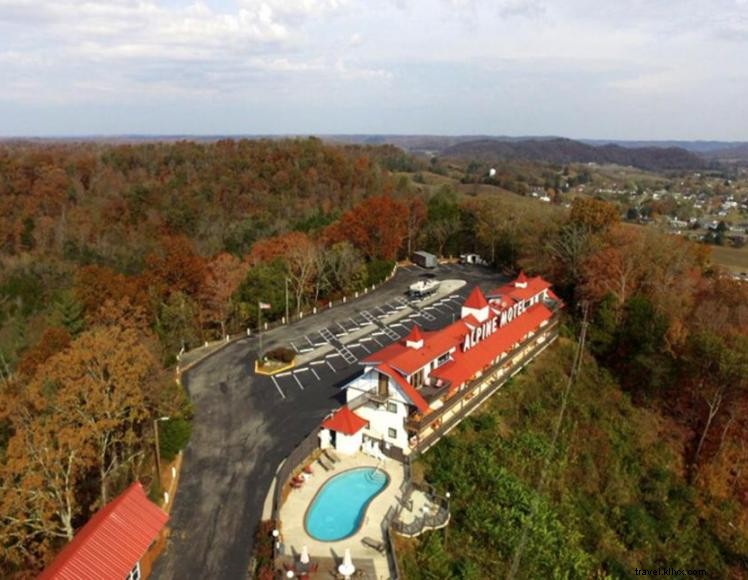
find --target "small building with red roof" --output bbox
[40,482,168,580]
[320,272,563,457]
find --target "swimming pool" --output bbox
[305,467,389,541]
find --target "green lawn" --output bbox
[710,245,748,273]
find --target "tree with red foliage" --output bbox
[580,226,646,309]
[74,265,131,318]
[324,194,407,261]
[16,327,71,378]
[144,235,207,299]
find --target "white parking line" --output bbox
[326,359,336,372]
[310,360,325,365]
[293,374,304,390]
[276,371,292,377]
[310,367,321,380]
[294,367,309,373]
[325,353,341,359]
[271,376,285,399]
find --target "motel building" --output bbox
[320,272,563,459]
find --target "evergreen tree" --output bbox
[53,290,85,336]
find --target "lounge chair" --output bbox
[361,537,386,553]
[318,455,335,471]
[324,448,341,463]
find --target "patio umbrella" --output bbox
[338,548,356,579]
[300,545,310,565]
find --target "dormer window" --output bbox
[405,325,424,349]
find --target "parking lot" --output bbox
[259,284,472,401]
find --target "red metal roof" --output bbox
[363,319,467,375]
[39,482,168,580]
[377,363,430,413]
[431,302,553,388]
[405,324,424,345]
[494,274,551,301]
[515,271,528,284]
[322,406,368,435]
[463,286,489,309]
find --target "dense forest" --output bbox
[0,139,746,577]
[399,197,748,578]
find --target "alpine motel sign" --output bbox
[462,300,528,352]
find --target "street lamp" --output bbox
[154,416,170,489]
[444,491,451,548]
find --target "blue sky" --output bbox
[1,0,747,139]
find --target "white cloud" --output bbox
[0,0,746,137]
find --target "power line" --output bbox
[506,301,589,580]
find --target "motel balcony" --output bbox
[404,315,561,440]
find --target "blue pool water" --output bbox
[305,467,389,541]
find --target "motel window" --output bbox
[387,401,398,414]
[436,352,450,367]
[410,370,423,388]
[388,428,397,439]
[127,563,141,580]
[378,373,389,397]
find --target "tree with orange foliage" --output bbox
[201,253,249,337]
[246,231,310,266]
[580,226,646,308]
[569,197,619,232]
[1,402,93,571]
[324,194,407,261]
[1,325,161,573]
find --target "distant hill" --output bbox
[439,137,710,171]
[702,143,748,163]
[580,139,747,154]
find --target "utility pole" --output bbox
[285,277,290,324]
[153,416,170,490]
[258,301,263,358]
[506,302,589,580]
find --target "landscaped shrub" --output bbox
[366,259,395,286]
[158,417,193,461]
[264,346,295,364]
[252,520,276,579]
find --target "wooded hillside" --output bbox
[0,139,746,577]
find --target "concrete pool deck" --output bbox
[278,453,405,579]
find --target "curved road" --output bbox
[152,265,499,579]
